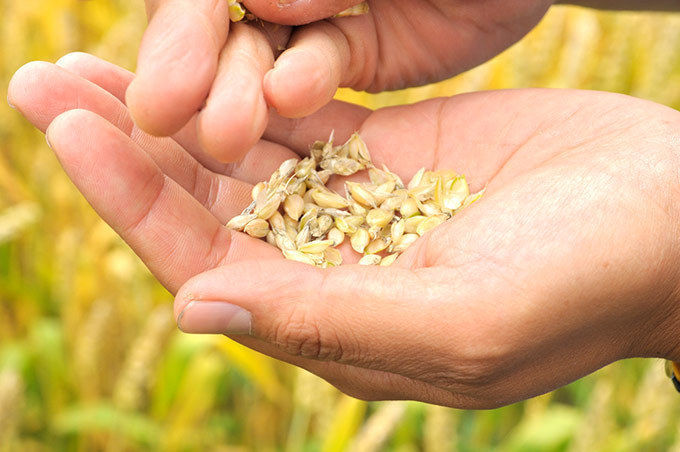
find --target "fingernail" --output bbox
[177,301,252,335]
[7,96,16,110]
[45,132,52,149]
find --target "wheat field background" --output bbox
[2,1,680,451]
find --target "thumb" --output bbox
[174,259,439,365]
[242,0,363,25]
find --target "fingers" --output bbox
[56,52,133,103]
[227,336,463,406]
[174,258,467,405]
[9,61,220,201]
[53,53,228,173]
[175,259,527,408]
[8,59,297,223]
[263,22,352,118]
[243,0,362,25]
[8,61,126,133]
[126,0,230,136]
[52,52,251,175]
[171,234,527,407]
[45,109,280,293]
[197,23,274,163]
[173,259,447,370]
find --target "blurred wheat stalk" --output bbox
[2,1,680,451]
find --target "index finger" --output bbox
[126,0,230,137]
[45,109,281,294]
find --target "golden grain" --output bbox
[351,228,370,254]
[244,219,270,238]
[226,133,482,266]
[298,239,335,254]
[226,213,257,231]
[380,253,400,267]
[358,254,381,266]
[284,194,305,220]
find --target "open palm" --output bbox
[10,53,680,408]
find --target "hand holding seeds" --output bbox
[125,0,556,162]
[12,56,680,408]
[226,132,484,267]
[125,0,366,162]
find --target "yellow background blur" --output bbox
[2,1,680,451]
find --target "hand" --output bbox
[125,0,292,162]
[126,0,555,162]
[7,52,368,292]
[10,54,680,408]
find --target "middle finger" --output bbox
[197,22,277,163]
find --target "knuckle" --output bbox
[269,304,345,361]
[55,51,91,69]
[455,347,510,386]
[428,330,513,391]
[429,357,503,389]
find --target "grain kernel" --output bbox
[399,198,420,218]
[244,218,269,238]
[283,250,316,266]
[366,208,393,229]
[380,253,399,266]
[298,240,335,254]
[284,194,304,220]
[351,228,370,254]
[327,228,345,246]
[416,215,446,236]
[312,190,349,209]
[359,254,381,266]
[226,214,257,231]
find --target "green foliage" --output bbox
[500,405,580,452]
[53,403,163,448]
[2,1,680,451]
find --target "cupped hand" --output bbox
[10,54,680,408]
[126,0,554,163]
[180,90,680,408]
